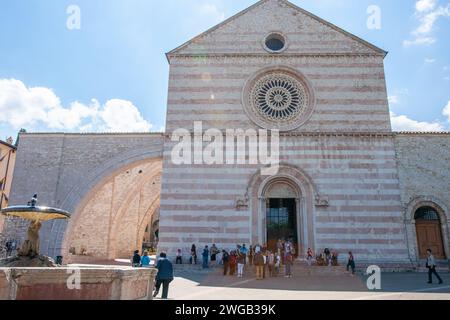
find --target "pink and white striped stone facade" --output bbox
[158,0,410,263]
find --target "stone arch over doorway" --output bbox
[62,157,162,262]
[405,196,449,261]
[247,164,319,256]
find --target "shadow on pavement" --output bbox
[174,268,450,294]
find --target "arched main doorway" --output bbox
[265,182,299,254]
[248,165,318,258]
[415,207,446,259]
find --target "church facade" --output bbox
[3,0,450,267]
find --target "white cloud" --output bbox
[443,100,450,122]
[413,5,450,35]
[388,88,409,105]
[100,99,151,132]
[388,96,399,104]
[403,37,436,46]
[416,0,437,12]
[425,58,436,63]
[0,78,152,132]
[404,1,450,46]
[390,112,444,131]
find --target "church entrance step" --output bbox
[173,263,350,277]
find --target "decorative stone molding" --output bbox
[395,132,450,136]
[315,195,330,207]
[247,163,318,251]
[405,196,449,222]
[168,53,386,61]
[164,131,396,138]
[236,194,249,209]
[168,55,385,67]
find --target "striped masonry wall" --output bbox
[158,0,407,262]
[159,134,409,262]
[166,55,391,133]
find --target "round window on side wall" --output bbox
[263,33,287,53]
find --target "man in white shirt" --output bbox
[426,249,443,284]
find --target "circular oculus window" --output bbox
[264,33,287,53]
[242,68,315,131]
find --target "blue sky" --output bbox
[1,0,450,141]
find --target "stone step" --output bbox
[173,263,350,277]
[173,260,450,274]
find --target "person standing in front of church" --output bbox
[254,250,265,280]
[277,239,283,264]
[248,245,254,266]
[210,244,219,266]
[285,251,293,278]
[153,252,174,299]
[175,248,182,264]
[190,244,197,265]
[237,250,245,278]
[222,250,230,276]
[346,251,355,275]
[240,244,248,265]
[202,245,209,269]
[229,250,237,276]
[427,249,443,284]
[306,248,314,266]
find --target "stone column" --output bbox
[297,197,308,258]
[404,218,418,262]
[258,197,267,245]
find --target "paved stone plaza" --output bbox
[164,271,450,300]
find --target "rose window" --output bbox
[251,74,306,122]
[243,69,314,131]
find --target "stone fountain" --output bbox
[0,195,157,300]
[0,195,70,267]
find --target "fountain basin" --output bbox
[0,266,157,300]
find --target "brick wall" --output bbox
[395,133,450,261]
[4,133,164,258]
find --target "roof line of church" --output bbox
[168,53,386,59]
[17,132,166,136]
[167,0,270,57]
[282,0,387,56]
[166,0,387,60]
